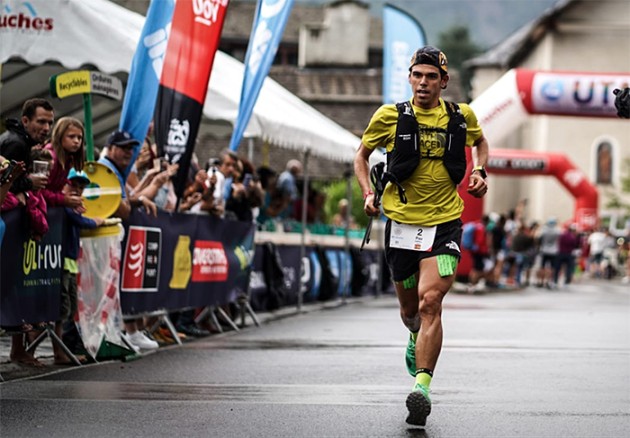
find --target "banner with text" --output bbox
[0,208,64,326]
[119,209,255,315]
[154,0,229,199]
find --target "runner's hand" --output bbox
[363,193,380,217]
[467,173,487,198]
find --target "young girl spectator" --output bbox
[41,117,86,211]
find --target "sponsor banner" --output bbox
[303,248,322,301]
[487,155,549,174]
[120,0,175,178]
[276,245,302,306]
[154,0,229,198]
[120,209,255,314]
[121,226,162,291]
[250,245,368,311]
[0,1,54,35]
[0,208,64,326]
[154,88,204,197]
[228,0,294,151]
[382,4,425,104]
[159,0,229,104]
[324,249,353,297]
[517,69,630,117]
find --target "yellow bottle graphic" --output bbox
[169,235,192,289]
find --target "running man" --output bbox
[354,46,489,426]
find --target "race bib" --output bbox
[389,222,437,251]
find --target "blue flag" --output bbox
[228,0,294,152]
[119,0,175,177]
[382,4,426,104]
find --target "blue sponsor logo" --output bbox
[541,80,564,102]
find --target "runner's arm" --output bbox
[354,143,380,216]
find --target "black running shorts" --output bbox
[384,218,463,282]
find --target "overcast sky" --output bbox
[295,0,559,49]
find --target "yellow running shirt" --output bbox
[361,98,483,226]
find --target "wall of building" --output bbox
[472,0,630,225]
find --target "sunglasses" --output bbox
[115,144,135,151]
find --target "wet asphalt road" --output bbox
[1,279,629,437]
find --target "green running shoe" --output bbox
[405,383,432,426]
[405,333,416,377]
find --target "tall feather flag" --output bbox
[119,0,175,179]
[382,4,426,104]
[154,0,230,200]
[228,0,294,152]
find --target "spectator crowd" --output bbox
[464,203,630,293]
[0,98,360,365]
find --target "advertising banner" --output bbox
[0,208,63,326]
[382,4,425,104]
[228,0,295,151]
[517,69,630,117]
[119,209,255,315]
[119,0,175,177]
[154,0,230,198]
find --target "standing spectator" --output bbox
[179,167,209,213]
[586,227,609,278]
[522,221,540,286]
[256,166,286,230]
[276,159,302,220]
[23,148,53,241]
[508,222,536,286]
[1,99,53,366]
[489,214,507,287]
[55,169,104,364]
[331,198,358,230]
[536,217,561,289]
[0,157,25,210]
[190,150,237,217]
[98,130,158,351]
[126,137,157,197]
[225,157,263,223]
[554,223,581,286]
[467,215,492,292]
[41,117,86,212]
[622,230,630,284]
[131,158,179,212]
[0,98,53,197]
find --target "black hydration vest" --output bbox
[374,100,467,204]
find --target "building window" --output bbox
[596,141,613,185]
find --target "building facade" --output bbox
[467,0,630,227]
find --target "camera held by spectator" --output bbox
[613,88,630,119]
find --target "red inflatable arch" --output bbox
[457,148,599,278]
[460,148,599,231]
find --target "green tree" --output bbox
[438,25,483,101]
[321,177,369,229]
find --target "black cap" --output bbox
[409,46,448,75]
[107,130,139,148]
